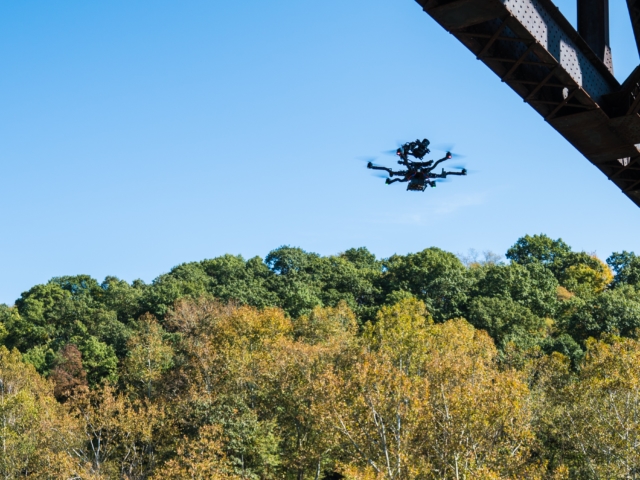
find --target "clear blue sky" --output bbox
[1,0,639,305]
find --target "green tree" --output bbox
[379,248,469,322]
[201,254,278,309]
[79,336,119,386]
[8,282,70,352]
[312,254,381,323]
[99,275,147,325]
[5,277,129,385]
[506,234,572,271]
[559,286,640,344]
[507,235,614,299]
[608,250,640,287]
[140,262,210,319]
[265,246,324,318]
[468,261,558,318]
[0,305,15,346]
[466,296,546,351]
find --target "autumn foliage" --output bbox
[2,235,640,478]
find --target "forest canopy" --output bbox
[1,234,640,478]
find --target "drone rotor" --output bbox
[434,143,466,159]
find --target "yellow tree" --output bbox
[123,313,174,400]
[167,297,292,403]
[558,336,640,477]
[326,350,425,479]
[562,256,613,297]
[415,319,541,478]
[166,298,288,477]
[0,346,85,478]
[70,385,170,479]
[322,300,543,479]
[321,300,433,478]
[260,303,358,479]
[363,298,432,375]
[151,425,241,480]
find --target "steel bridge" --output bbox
[416,0,640,207]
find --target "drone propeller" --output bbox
[451,165,478,175]
[434,143,455,152]
[367,162,385,169]
[357,157,386,170]
[356,156,377,163]
[372,172,388,179]
[434,143,466,159]
[382,140,408,155]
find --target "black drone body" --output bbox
[368,139,467,192]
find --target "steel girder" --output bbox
[628,0,640,58]
[416,0,640,207]
[577,0,612,71]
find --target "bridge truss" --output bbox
[417,0,640,207]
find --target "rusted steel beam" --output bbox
[545,89,578,120]
[529,99,591,110]
[484,57,556,67]
[415,0,640,207]
[457,32,525,42]
[512,79,566,88]
[502,43,537,80]
[525,67,560,100]
[476,18,509,57]
[624,178,640,192]
[609,157,640,180]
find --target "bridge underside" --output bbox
[416,0,640,207]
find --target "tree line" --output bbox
[1,234,640,478]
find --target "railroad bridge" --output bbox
[416,0,640,207]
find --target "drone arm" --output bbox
[431,156,450,170]
[368,165,394,174]
[433,169,467,178]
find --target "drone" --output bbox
[367,138,467,192]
